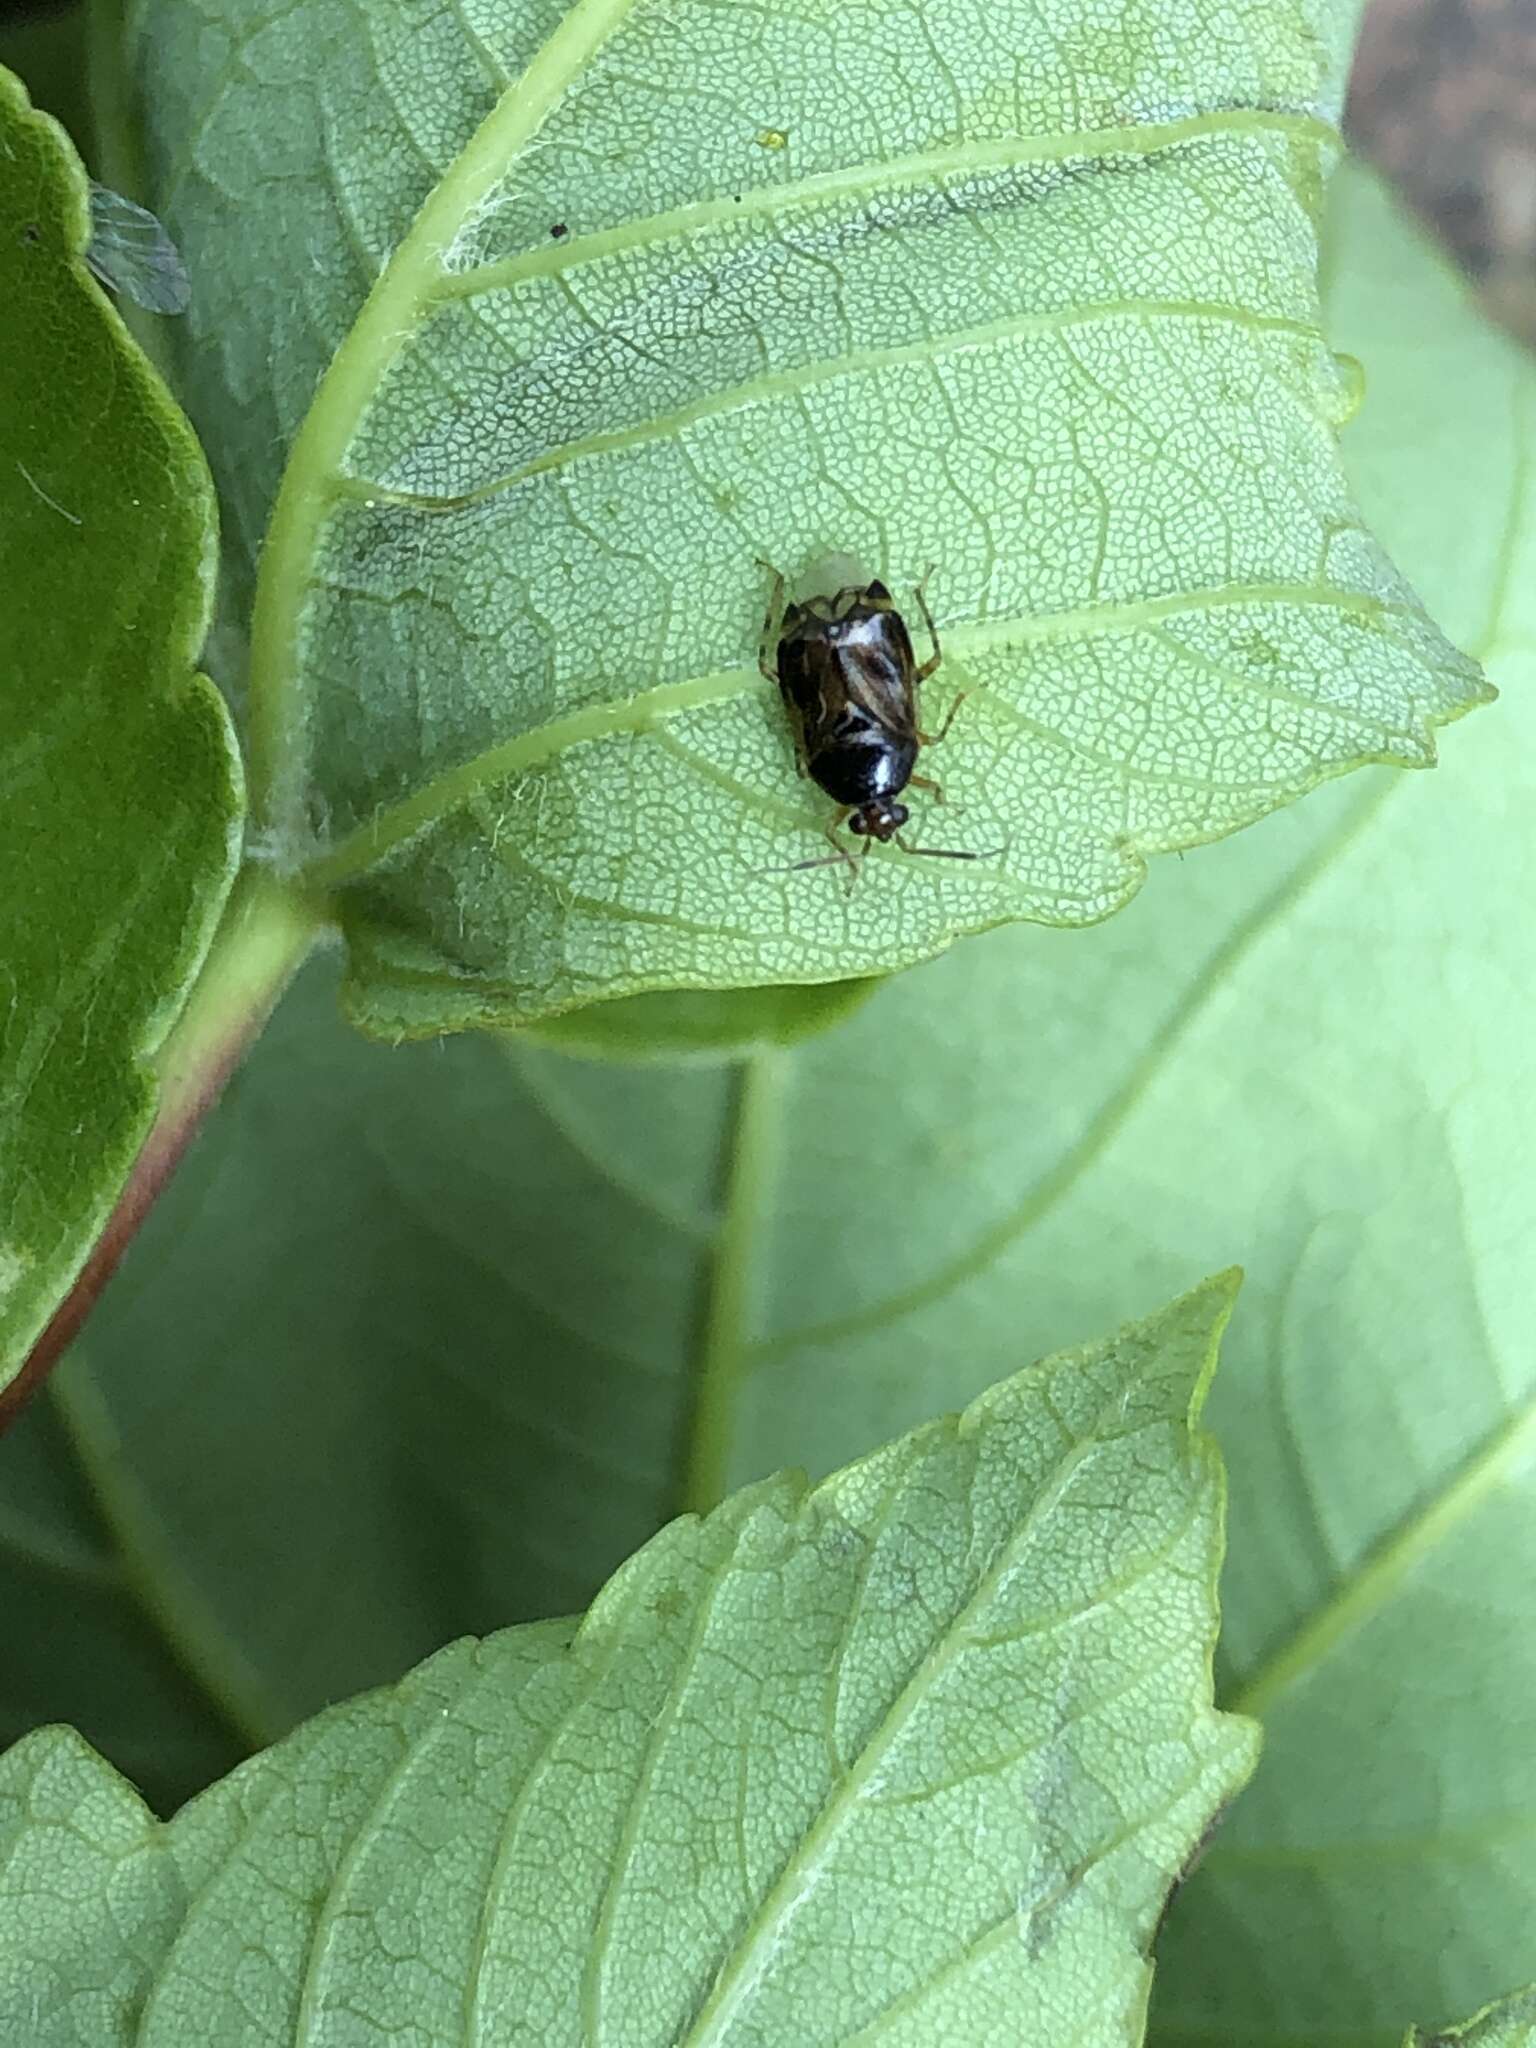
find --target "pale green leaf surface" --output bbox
[0,159,1531,2031]
[0,70,242,1394]
[0,161,1528,2040]
[0,1282,1254,2047]
[1407,1989,1536,2048]
[115,0,1483,1028]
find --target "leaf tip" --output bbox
[1177,1266,1243,1428]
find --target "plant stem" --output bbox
[152,865,322,1137]
[679,1051,782,1517]
[0,866,323,1428]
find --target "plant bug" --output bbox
[758,560,988,876]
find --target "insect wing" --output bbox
[85,184,191,315]
[836,605,919,738]
[771,624,831,741]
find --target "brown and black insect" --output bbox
[759,563,986,874]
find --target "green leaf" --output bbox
[523,976,878,1058]
[0,69,242,1397]
[0,1279,1254,2046]
[1407,1989,1536,2048]
[1145,165,1536,2048]
[110,0,1484,1030]
[0,162,1529,2035]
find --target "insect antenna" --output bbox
[759,837,1003,876]
[892,835,1005,863]
[763,852,858,874]
[757,841,868,878]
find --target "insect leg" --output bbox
[909,568,966,739]
[917,691,968,747]
[784,708,813,779]
[759,808,857,876]
[907,772,945,803]
[824,809,862,886]
[842,832,875,894]
[911,566,942,681]
[757,563,787,685]
[810,808,866,892]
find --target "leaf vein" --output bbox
[302,584,1416,891]
[1230,1385,1536,1719]
[436,108,1338,303]
[337,300,1327,511]
[676,1374,1173,2044]
[247,0,650,834]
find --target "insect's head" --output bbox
[849,799,909,843]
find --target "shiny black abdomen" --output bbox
[774,584,922,810]
[808,717,918,807]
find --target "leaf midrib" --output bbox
[47,1360,288,1752]
[302,582,1414,889]
[1230,1384,1536,1720]
[245,0,648,840]
[675,1376,1189,2046]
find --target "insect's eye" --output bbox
[891,803,910,829]
[848,812,871,836]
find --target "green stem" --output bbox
[679,1052,782,1517]
[85,0,142,192]
[1,867,323,1425]
[152,864,322,1132]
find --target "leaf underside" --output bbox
[1407,1988,1536,2048]
[0,163,1530,2039]
[121,0,1485,1031]
[1144,168,1536,2048]
[0,70,241,1395]
[0,1279,1254,2047]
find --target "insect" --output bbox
[84,184,190,315]
[759,561,986,874]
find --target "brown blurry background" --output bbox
[1351,0,1536,342]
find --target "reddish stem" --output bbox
[0,871,320,1431]
[0,1025,255,1431]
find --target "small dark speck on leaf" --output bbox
[549,222,568,238]
[650,1583,687,1621]
[20,223,40,244]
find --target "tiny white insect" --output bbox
[84,183,190,315]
